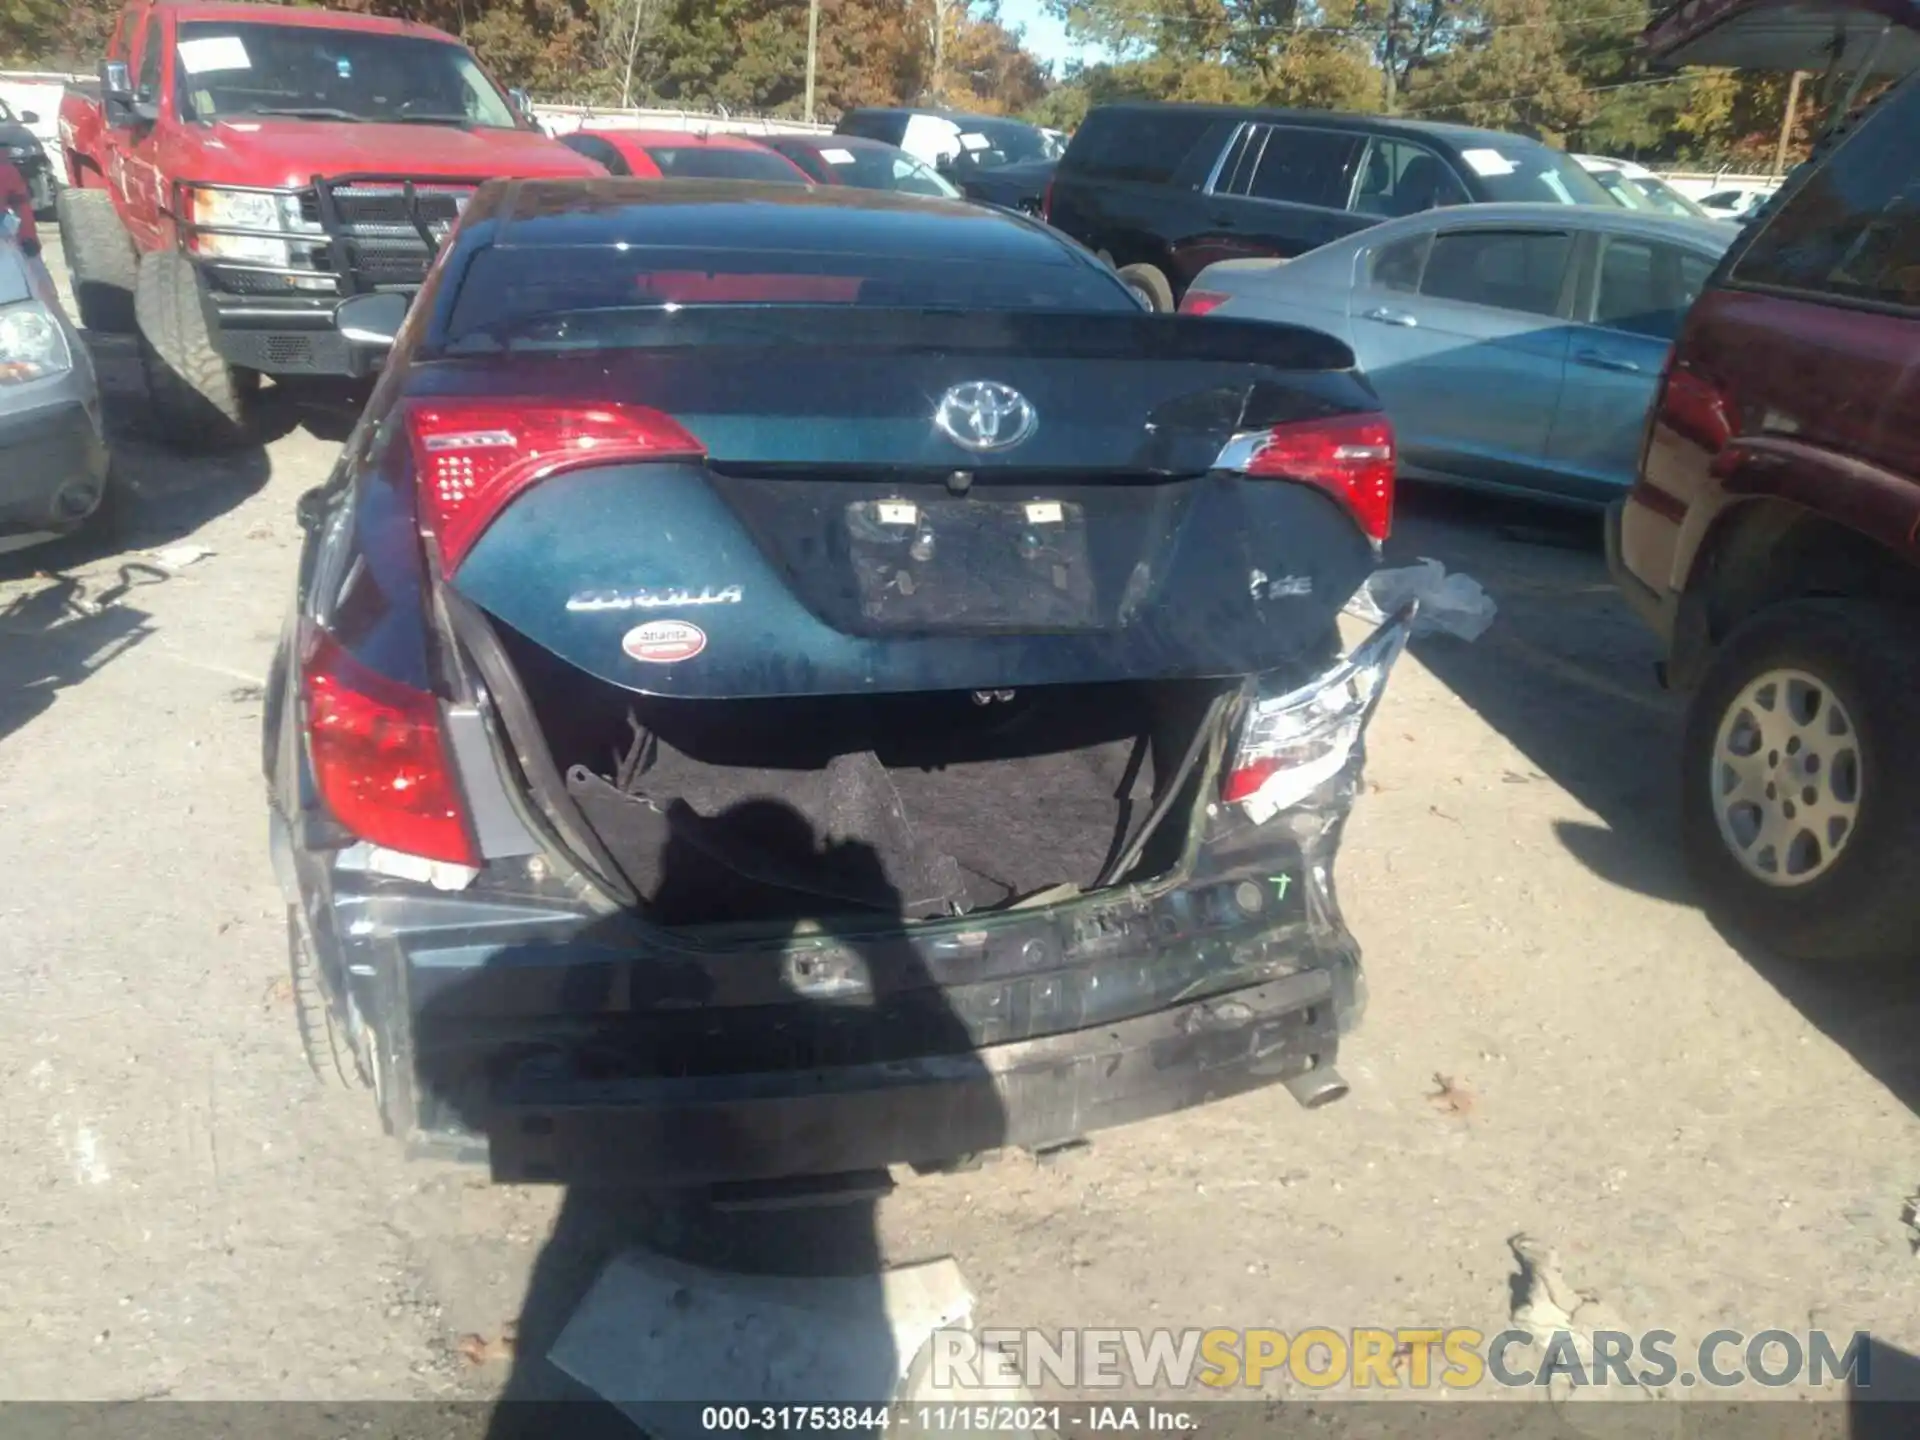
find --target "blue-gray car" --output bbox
[0,239,110,553]
[265,178,1419,1187]
[1184,204,1737,506]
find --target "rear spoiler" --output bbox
[433,304,1359,372]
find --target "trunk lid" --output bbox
[428,310,1382,699]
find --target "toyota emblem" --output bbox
[933,381,1038,453]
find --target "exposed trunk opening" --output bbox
[494,623,1234,928]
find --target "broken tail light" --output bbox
[1178,289,1229,316]
[406,399,705,572]
[1223,608,1414,822]
[1214,413,1395,542]
[1657,365,1735,454]
[302,622,479,867]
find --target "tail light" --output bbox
[1214,412,1395,542]
[1223,609,1413,821]
[301,622,478,867]
[1040,176,1053,221]
[1179,289,1229,316]
[1657,366,1734,453]
[406,399,704,571]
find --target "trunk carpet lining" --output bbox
[566,690,1160,925]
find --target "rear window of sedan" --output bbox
[642,147,806,182]
[444,244,1140,347]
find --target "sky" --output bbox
[998,0,1100,70]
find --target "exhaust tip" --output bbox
[1285,1064,1349,1110]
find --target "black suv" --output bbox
[1047,103,1615,310]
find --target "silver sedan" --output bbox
[0,238,110,552]
[1184,203,1738,506]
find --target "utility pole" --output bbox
[1772,69,1804,176]
[804,0,820,123]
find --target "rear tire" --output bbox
[1116,262,1173,312]
[289,908,371,1090]
[1679,599,1920,964]
[55,187,137,333]
[135,250,250,452]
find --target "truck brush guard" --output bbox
[308,172,478,295]
[173,173,478,296]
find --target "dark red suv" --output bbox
[1608,72,1920,966]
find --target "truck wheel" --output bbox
[1116,263,1173,312]
[55,187,137,333]
[289,908,371,1090]
[1679,599,1920,964]
[135,251,250,451]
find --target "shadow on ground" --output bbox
[0,327,366,741]
[0,568,155,747]
[399,802,1006,1434]
[1389,480,1920,1117]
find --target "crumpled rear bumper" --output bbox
[488,969,1338,1185]
[286,611,1412,1187]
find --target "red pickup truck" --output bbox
[55,0,604,451]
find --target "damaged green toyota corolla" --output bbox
[263,177,1414,1189]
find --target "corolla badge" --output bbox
[933,381,1038,452]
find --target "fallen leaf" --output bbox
[1426,1072,1474,1118]
[456,1324,517,1366]
[261,977,293,1007]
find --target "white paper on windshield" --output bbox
[1024,501,1064,525]
[177,35,251,74]
[1459,147,1517,178]
[876,500,917,526]
[820,147,857,165]
[959,132,990,151]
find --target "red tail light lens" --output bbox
[1040,177,1054,221]
[1179,289,1229,316]
[302,623,478,867]
[406,399,704,571]
[1215,413,1395,542]
[1658,366,1734,453]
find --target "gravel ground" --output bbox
[3,234,1917,1410]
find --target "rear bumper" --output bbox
[489,970,1338,1186]
[205,290,395,378]
[0,387,109,537]
[296,782,1366,1187]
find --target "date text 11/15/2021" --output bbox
[699,1407,1196,1432]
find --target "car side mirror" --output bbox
[336,291,410,348]
[100,60,156,127]
[20,110,38,125]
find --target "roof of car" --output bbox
[575,128,780,150]
[153,0,456,41]
[763,133,896,152]
[841,106,1034,128]
[471,178,1082,263]
[1086,102,1567,152]
[1363,200,1735,247]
